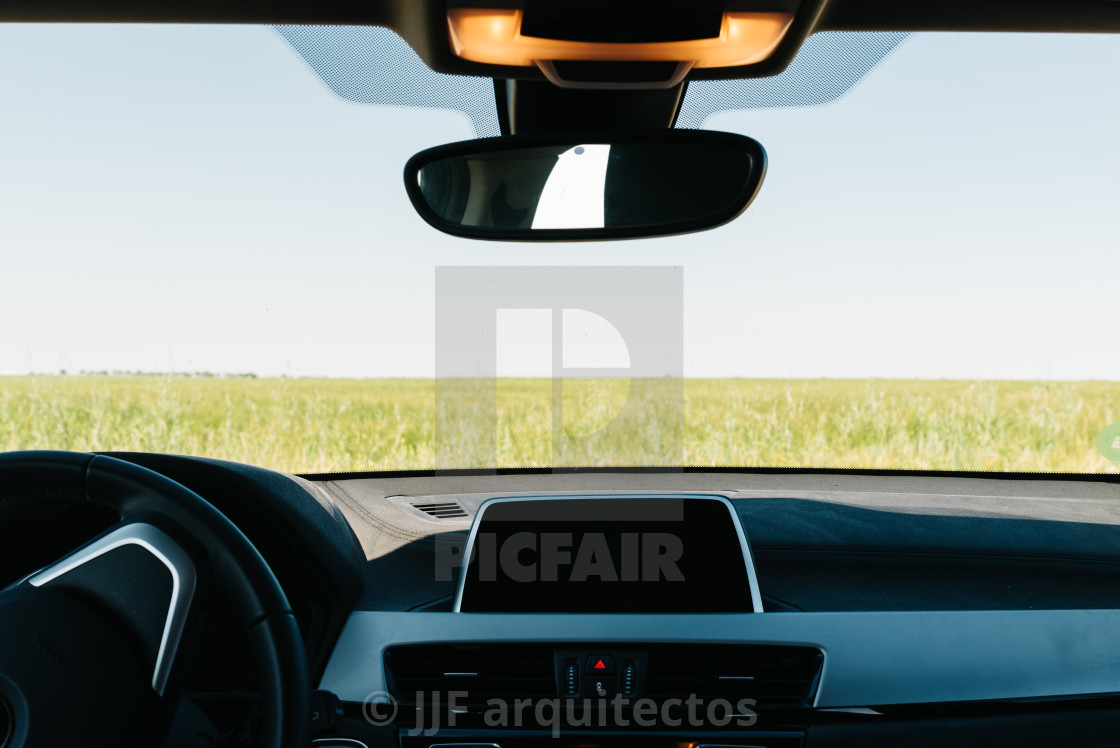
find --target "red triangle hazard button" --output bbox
[585,655,614,674]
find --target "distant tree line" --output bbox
[63,370,259,379]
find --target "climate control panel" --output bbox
[554,649,647,699]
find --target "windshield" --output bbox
[1,25,1117,473]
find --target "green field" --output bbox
[0,375,1117,474]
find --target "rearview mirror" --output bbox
[404,130,765,241]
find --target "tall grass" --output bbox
[0,376,1116,474]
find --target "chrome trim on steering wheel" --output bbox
[28,522,197,696]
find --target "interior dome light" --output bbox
[447,8,794,70]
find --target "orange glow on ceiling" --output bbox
[447,9,794,69]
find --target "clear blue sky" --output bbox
[0,25,1116,379]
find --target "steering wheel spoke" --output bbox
[25,520,199,696]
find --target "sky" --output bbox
[0,24,1117,379]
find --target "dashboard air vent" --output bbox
[411,501,468,519]
[386,643,556,717]
[384,642,823,730]
[643,644,823,708]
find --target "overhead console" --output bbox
[454,495,763,613]
[446,0,799,89]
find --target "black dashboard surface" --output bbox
[10,460,1118,687]
[7,457,1119,746]
[13,462,1115,660]
[311,471,1120,747]
[313,470,1120,613]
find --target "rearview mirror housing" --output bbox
[403,130,766,241]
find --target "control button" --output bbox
[563,663,580,697]
[585,655,615,674]
[584,675,616,697]
[310,689,344,734]
[620,663,637,696]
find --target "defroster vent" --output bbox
[411,501,468,519]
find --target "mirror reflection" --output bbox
[412,137,760,236]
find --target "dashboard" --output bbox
[7,455,1120,746]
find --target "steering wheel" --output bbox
[0,451,310,748]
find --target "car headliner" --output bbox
[4,0,1119,86]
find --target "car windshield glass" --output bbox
[1,25,1117,473]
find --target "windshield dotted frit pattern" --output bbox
[274,25,501,137]
[676,31,910,128]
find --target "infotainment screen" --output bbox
[455,496,756,613]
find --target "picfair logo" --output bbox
[433,267,683,470]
